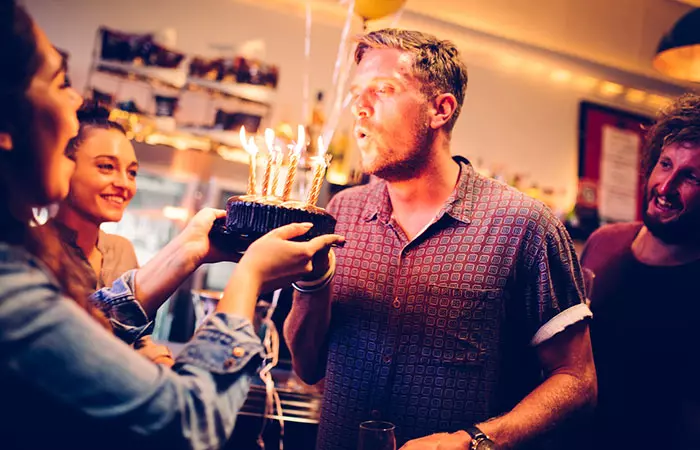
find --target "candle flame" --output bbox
[265,128,276,153]
[248,137,258,154]
[240,126,247,149]
[293,125,305,155]
[317,135,326,157]
[240,126,258,155]
[310,154,327,167]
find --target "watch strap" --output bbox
[465,425,489,450]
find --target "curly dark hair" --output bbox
[642,93,700,179]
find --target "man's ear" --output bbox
[0,132,13,151]
[429,93,457,130]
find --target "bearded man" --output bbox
[581,93,700,450]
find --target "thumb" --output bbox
[210,208,226,219]
[265,222,314,240]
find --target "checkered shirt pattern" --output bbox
[316,157,587,450]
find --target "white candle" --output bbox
[307,136,328,206]
[282,125,306,201]
[240,126,258,195]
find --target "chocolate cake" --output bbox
[210,195,336,252]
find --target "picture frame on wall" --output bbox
[570,101,653,239]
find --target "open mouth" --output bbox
[354,127,369,141]
[651,195,682,215]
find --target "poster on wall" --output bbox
[575,101,653,235]
[599,125,641,222]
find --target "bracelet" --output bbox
[292,250,336,293]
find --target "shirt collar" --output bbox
[52,220,108,257]
[359,155,475,225]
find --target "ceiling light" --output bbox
[652,8,700,82]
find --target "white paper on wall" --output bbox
[599,125,640,223]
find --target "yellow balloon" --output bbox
[354,0,407,21]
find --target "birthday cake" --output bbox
[209,127,336,252]
[211,195,336,251]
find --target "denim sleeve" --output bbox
[0,248,264,450]
[90,269,154,344]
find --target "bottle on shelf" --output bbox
[326,128,351,185]
[306,90,325,156]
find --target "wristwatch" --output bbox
[465,425,497,450]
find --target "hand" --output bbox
[133,337,175,368]
[399,431,471,450]
[236,222,345,294]
[178,208,242,268]
[301,244,334,282]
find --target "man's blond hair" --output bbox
[355,28,468,131]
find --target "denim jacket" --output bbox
[0,242,263,450]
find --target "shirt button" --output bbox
[232,347,246,358]
[224,359,234,369]
[383,355,392,364]
[392,297,400,308]
[371,409,381,419]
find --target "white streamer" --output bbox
[302,0,312,121]
[323,42,356,149]
[389,5,406,28]
[332,0,356,88]
[256,290,283,450]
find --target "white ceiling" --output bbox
[243,0,698,88]
[401,0,695,85]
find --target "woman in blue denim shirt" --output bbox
[0,3,343,449]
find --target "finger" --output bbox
[306,233,345,253]
[201,207,226,221]
[194,207,225,223]
[211,208,226,218]
[265,222,313,240]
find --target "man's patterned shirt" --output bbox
[317,157,591,450]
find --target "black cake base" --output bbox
[209,195,336,252]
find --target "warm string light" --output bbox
[240,126,258,195]
[282,125,305,201]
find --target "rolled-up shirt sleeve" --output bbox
[0,246,263,449]
[518,213,592,346]
[90,269,153,344]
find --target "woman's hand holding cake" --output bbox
[219,223,345,321]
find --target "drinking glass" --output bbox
[358,421,396,450]
[582,267,595,307]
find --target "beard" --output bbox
[363,116,433,183]
[642,185,700,245]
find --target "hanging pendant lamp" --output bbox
[653,8,700,82]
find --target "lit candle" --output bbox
[261,129,275,197]
[269,149,283,197]
[307,136,329,206]
[264,128,283,197]
[282,125,305,201]
[240,126,258,195]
